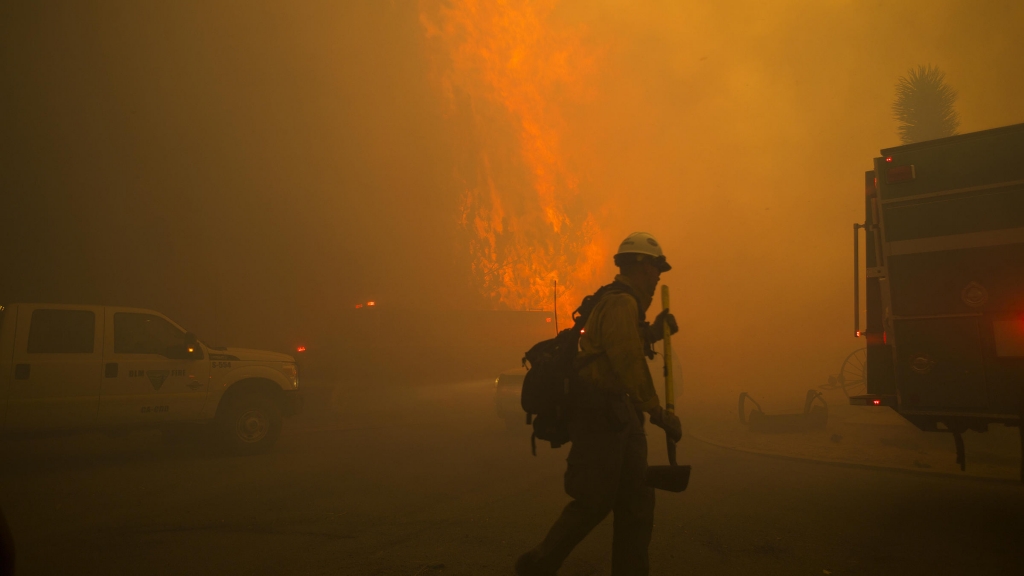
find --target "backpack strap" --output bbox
[606,281,656,358]
[575,281,656,360]
[573,281,644,325]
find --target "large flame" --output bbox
[421,0,606,319]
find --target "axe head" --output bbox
[645,464,691,492]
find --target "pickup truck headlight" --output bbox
[282,363,299,389]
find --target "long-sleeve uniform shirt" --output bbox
[575,275,661,413]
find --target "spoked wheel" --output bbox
[219,392,283,454]
[837,347,867,398]
[235,408,271,443]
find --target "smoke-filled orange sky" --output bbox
[421,0,1024,400]
[2,0,1022,401]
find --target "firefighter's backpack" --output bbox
[520,281,638,455]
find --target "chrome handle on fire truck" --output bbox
[853,222,865,338]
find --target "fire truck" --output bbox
[852,122,1024,478]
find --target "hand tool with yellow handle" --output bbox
[661,284,677,464]
[645,284,691,492]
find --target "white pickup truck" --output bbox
[0,303,302,453]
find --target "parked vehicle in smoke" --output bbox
[851,122,1024,477]
[495,367,527,430]
[0,303,302,453]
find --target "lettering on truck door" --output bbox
[98,310,210,426]
[5,306,104,431]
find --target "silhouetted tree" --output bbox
[892,65,960,144]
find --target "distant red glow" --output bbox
[872,399,881,406]
[885,156,893,162]
[297,346,306,353]
[855,330,861,338]
[367,301,376,307]
[355,304,363,309]
[546,317,552,323]
[883,331,887,344]
[580,328,585,334]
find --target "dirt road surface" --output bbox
[1,380,1022,575]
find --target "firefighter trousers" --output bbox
[526,406,654,575]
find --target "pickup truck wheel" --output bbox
[219,392,282,454]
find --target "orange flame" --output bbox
[421,0,606,319]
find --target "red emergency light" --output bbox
[297,346,306,353]
[872,399,881,406]
[355,304,363,309]
[367,301,376,307]
[885,156,893,162]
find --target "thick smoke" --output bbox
[2,0,1022,402]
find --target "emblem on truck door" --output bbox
[145,369,185,390]
[961,281,988,308]
[910,355,936,375]
[147,370,169,390]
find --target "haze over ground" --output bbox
[2,1,1022,404]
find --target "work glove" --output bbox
[649,405,682,443]
[646,309,679,343]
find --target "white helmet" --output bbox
[615,232,671,271]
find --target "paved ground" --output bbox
[1,380,1023,575]
[689,395,1022,481]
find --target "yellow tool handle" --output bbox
[661,285,673,413]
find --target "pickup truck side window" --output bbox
[114,313,193,359]
[27,309,95,353]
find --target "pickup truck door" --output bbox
[99,310,210,426]
[5,305,104,432]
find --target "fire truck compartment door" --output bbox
[894,317,987,410]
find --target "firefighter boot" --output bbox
[515,551,556,576]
